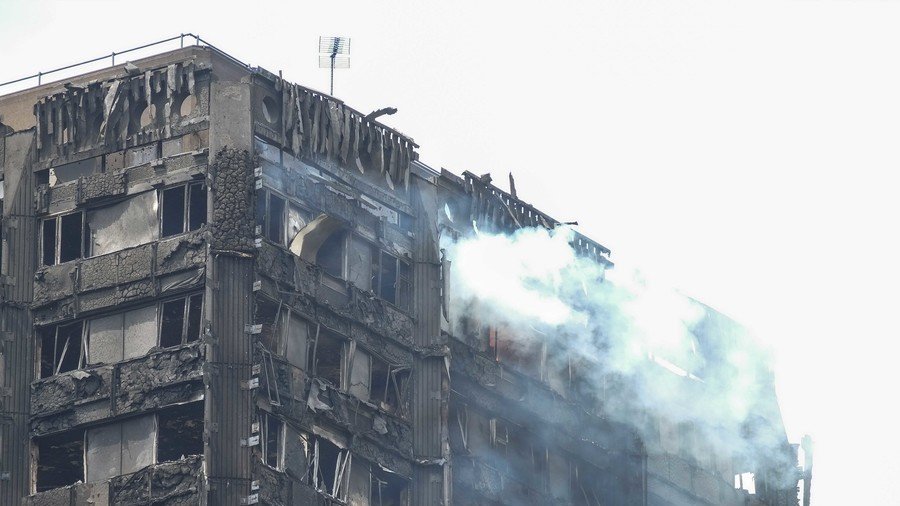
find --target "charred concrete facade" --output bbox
[0,45,800,505]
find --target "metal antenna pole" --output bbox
[319,36,350,96]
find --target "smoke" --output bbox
[443,225,794,485]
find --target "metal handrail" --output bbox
[0,33,251,89]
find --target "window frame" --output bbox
[260,412,285,471]
[160,181,207,239]
[158,292,204,349]
[40,210,86,266]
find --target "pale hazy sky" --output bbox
[2,1,897,503]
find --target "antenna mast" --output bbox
[318,36,350,95]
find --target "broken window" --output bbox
[86,190,159,257]
[370,464,408,506]
[255,190,305,246]
[449,403,469,454]
[287,203,309,245]
[159,293,203,348]
[310,434,351,500]
[161,182,206,238]
[571,461,605,506]
[308,328,345,388]
[491,325,546,380]
[375,251,411,311]
[41,212,85,266]
[35,430,84,492]
[157,402,204,462]
[347,237,376,291]
[316,230,346,278]
[260,412,284,470]
[87,305,157,365]
[282,311,309,371]
[369,357,410,416]
[40,321,86,378]
[85,414,157,483]
[735,472,756,494]
[348,344,372,401]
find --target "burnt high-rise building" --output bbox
[0,41,803,505]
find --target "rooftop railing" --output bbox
[0,33,249,91]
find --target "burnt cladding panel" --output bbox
[206,256,253,485]
[0,131,37,505]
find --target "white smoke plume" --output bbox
[443,225,793,484]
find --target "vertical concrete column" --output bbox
[409,176,449,505]
[205,70,256,504]
[0,132,37,504]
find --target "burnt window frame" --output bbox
[306,325,348,389]
[374,249,411,312]
[158,292,204,348]
[39,320,87,379]
[40,210,86,266]
[260,412,285,470]
[160,181,207,239]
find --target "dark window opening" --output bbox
[261,412,283,469]
[36,430,84,492]
[316,436,343,496]
[41,212,85,266]
[256,189,267,232]
[186,294,202,343]
[159,294,202,348]
[36,169,50,186]
[157,402,204,462]
[374,251,411,311]
[370,358,410,416]
[310,328,343,387]
[371,464,408,506]
[40,321,85,378]
[378,252,398,304]
[161,186,185,237]
[317,231,346,278]
[162,183,206,238]
[572,461,605,506]
[188,182,207,231]
[267,194,285,244]
[256,298,281,352]
[41,218,56,266]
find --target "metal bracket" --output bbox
[0,471,10,481]
[252,280,262,292]
[242,377,259,390]
[241,435,259,447]
[245,324,262,335]
[251,481,259,491]
[251,422,260,434]
[240,493,259,505]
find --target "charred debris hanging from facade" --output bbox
[0,43,805,506]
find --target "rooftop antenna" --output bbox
[318,36,350,96]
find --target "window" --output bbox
[571,461,605,506]
[86,191,159,257]
[157,402,204,462]
[85,414,156,483]
[256,190,308,246]
[159,294,203,348]
[316,230,346,278]
[41,212,85,266]
[370,463,408,506]
[260,412,283,470]
[369,357,409,416]
[375,251,411,311]
[37,403,203,491]
[35,430,84,492]
[307,434,351,500]
[87,305,157,365]
[161,182,207,238]
[308,328,345,387]
[40,295,201,378]
[40,321,85,378]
